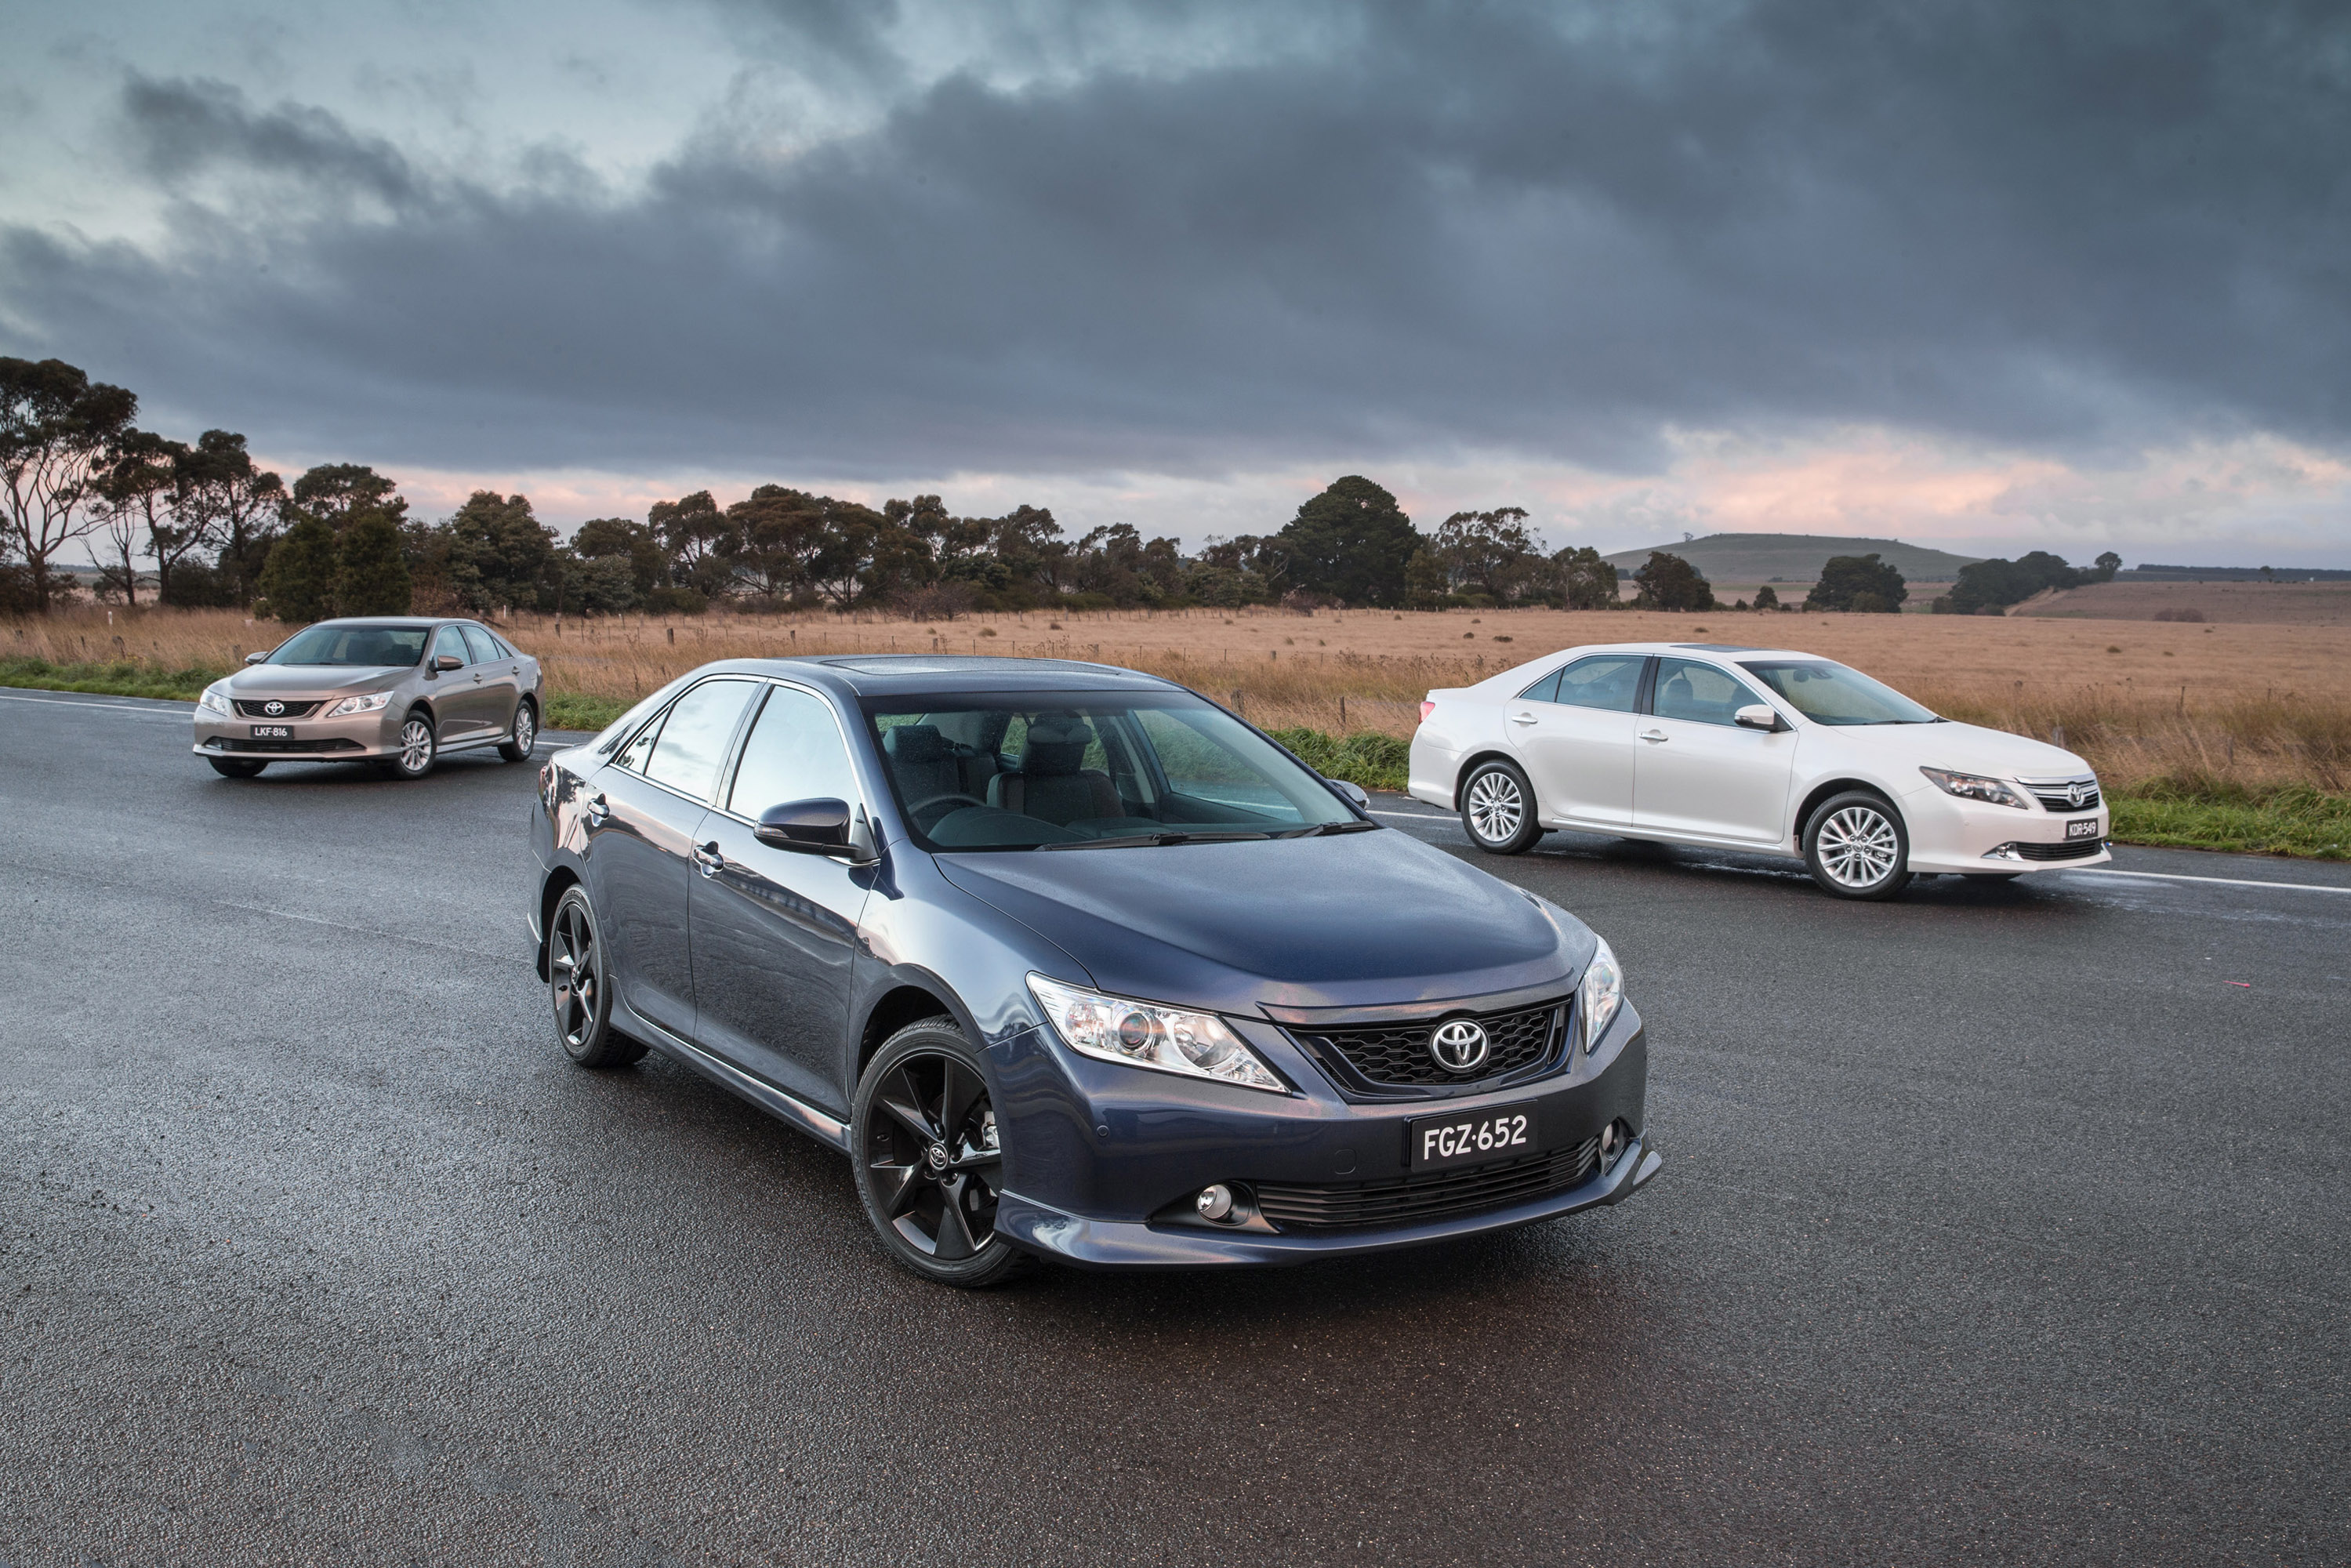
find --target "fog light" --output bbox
[1601,1124,1621,1158]
[1195,1184,1235,1222]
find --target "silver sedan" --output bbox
[192,616,545,780]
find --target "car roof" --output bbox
[1533,641,1827,661]
[686,654,1185,699]
[303,616,477,628]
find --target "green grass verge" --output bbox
[1267,727,1413,794]
[2109,780,2351,860]
[542,692,629,733]
[0,656,225,702]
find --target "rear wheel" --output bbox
[548,885,644,1068]
[1460,760,1543,855]
[498,699,538,763]
[852,1022,1025,1288]
[207,757,267,779]
[1803,791,1912,900]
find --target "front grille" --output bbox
[218,738,365,754]
[1254,1138,1602,1232]
[2007,837,2106,862]
[2022,779,2101,813]
[234,699,321,718]
[1292,999,1566,1092]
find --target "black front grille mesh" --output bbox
[1297,1000,1563,1090]
[219,738,365,754]
[2025,782,2101,813]
[2007,838,2105,862]
[234,699,321,718]
[1254,1138,1602,1232]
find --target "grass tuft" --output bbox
[1267,728,1413,793]
[0,655,225,702]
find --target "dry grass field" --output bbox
[10,601,2347,801]
[2017,579,2351,626]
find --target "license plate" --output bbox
[1406,1102,1540,1174]
[250,724,292,739]
[2065,817,2100,840]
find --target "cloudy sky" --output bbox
[4,0,2347,564]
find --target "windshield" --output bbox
[267,624,429,667]
[1739,659,1940,725]
[862,691,1366,851]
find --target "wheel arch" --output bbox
[858,982,971,1084]
[1793,778,1903,843]
[535,867,581,980]
[1450,747,1526,810]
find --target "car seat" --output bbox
[884,724,964,805]
[987,716,1120,826]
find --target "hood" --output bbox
[933,829,1588,1016]
[227,665,412,697]
[1838,718,2092,779]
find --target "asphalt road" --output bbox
[2,686,2345,1566]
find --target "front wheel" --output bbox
[207,757,267,779]
[498,699,538,763]
[1460,760,1544,855]
[386,711,437,779]
[548,885,645,1068]
[1803,791,1912,900]
[852,1022,1025,1288]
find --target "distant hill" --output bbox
[1600,533,1983,584]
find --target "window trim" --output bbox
[606,674,767,811]
[429,623,472,667]
[1642,655,1773,729]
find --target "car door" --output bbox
[1631,656,1798,843]
[459,623,521,738]
[424,624,494,739]
[688,682,874,1114]
[1504,653,1647,828]
[583,677,761,1040]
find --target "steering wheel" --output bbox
[909,793,989,829]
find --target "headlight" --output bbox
[1577,936,1624,1055]
[1919,767,2029,809]
[198,684,233,717]
[325,691,394,718]
[1027,975,1286,1093]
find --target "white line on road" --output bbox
[0,688,189,717]
[1367,807,2351,897]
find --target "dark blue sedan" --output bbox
[529,655,1659,1285]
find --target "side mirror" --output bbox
[755,798,876,863]
[1734,704,1783,732]
[243,651,267,666]
[1326,777,1371,809]
[432,654,463,673]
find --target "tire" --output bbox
[207,757,267,779]
[386,710,438,779]
[852,1020,1026,1288]
[1459,759,1544,855]
[498,699,538,763]
[547,885,646,1068]
[1803,790,1913,901]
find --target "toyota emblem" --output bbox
[2066,780,2088,808]
[1429,1018,1490,1075]
[263,701,285,716]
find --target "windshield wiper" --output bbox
[1275,820,1381,837]
[1037,829,1272,851]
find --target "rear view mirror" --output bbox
[1734,704,1783,731]
[432,654,463,673]
[1326,777,1371,809]
[756,798,877,863]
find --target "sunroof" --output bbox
[1670,643,1765,652]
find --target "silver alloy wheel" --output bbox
[1816,804,1901,888]
[1466,769,1525,844]
[398,717,434,774]
[550,900,599,1054]
[513,704,535,753]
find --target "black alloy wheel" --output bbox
[1803,789,1914,901]
[386,710,438,780]
[548,886,645,1068]
[499,699,538,763]
[853,1022,1025,1287]
[1460,759,1544,855]
[207,757,267,779]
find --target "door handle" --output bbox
[1639,728,1668,743]
[693,841,724,878]
[585,793,610,825]
[1509,712,1538,726]
[472,673,484,684]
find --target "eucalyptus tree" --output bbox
[0,357,137,609]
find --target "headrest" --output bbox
[1023,741,1088,777]
[885,724,949,764]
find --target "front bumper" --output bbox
[193,706,407,761]
[1899,788,2112,875]
[999,1133,1662,1267]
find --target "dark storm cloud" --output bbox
[4,0,2347,479]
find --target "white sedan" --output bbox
[1408,641,2111,899]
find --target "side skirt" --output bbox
[618,1001,852,1154]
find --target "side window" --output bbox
[1652,658,1765,728]
[1555,655,1645,712]
[644,678,758,800]
[430,626,470,666]
[459,625,503,663]
[616,713,664,774]
[1516,670,1563,703]
[728,686,858,815]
